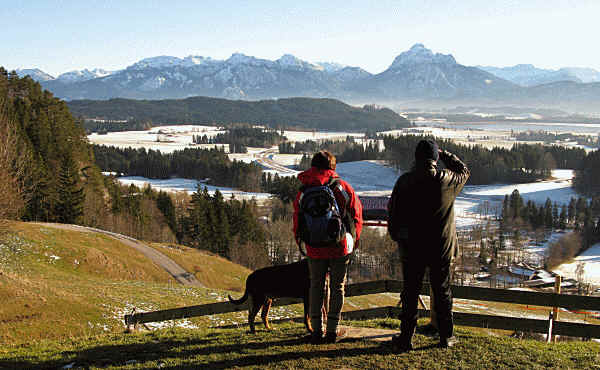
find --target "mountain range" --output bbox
[13,44,600,113]
[478,64,600,86]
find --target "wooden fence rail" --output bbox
[124,279,600,338]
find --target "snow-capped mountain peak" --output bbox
[276,54,320,70]
[15,68,55,82]
[226,53,256,65]
[182,55,217,67]
[389,43,457,69]
[57,68,113,83]
[129,56,184,70]
[315,62,347,73]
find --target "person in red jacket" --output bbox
[293,150,363,344]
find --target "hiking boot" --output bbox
[439,336,458,348]
[324,327,348,344]
[309,331,324,345]
[391,334,413,353]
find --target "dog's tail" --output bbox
[228,289,249,305]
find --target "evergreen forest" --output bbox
[67,96,411,131]
[0,69,269,269]
[93,145,263,191]
[193,125,286,153]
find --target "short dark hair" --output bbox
[311,150,336,170]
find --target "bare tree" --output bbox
[575,262,586,287]
[0,101,29,230]
[546,232,582,269]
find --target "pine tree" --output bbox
[156,191,177,234]
[211,190,230,258]
[544,198,553,229]
[559,205,568,229]
[186,184,209,249]
[55,154,85,224]
[568,197,576,224]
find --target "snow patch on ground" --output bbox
[117,176,272,200]
[463,170,576,206]
[88,125,227,154]
[336,160,401,193]
[553,242,600,284]
[282,130,362,142]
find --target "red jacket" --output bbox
[293,167,363,259]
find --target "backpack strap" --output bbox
[327,177,356,241]
[327,177,350,214]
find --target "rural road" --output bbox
[255,148,299,175]
[35,222,205,288]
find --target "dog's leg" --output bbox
[248,295,260,334]
[261,298,273,330]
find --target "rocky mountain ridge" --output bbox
[12,44,600,113]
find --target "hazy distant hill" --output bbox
[67,96,411,131]
[479,64,600,86]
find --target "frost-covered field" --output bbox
[282,130,363,142]
[88,125,227,153]
[117,176,272,200]
[553,242,600,284]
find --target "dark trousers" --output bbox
[400,250,453,340]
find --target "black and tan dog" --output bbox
[228,259,317,333]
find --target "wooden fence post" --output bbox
[552,275,561,342]
[547,311,554,343]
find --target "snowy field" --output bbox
[462,169,577,206]
[89,125,363,154]
[553,242,600,284]
[88,125,227,153]
[282,130,363,142]
[95,124,598,281]
[117,176,271,201]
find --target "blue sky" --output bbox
[2,0,598,76]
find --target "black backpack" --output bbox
[298,177,351,248]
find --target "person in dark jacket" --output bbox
[387,139,469,351]
[293,150,363,344]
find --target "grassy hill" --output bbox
[1,221,598,368]
[0,222,253,344]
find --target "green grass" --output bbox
[1,221,599,368]
[1,319,598,369]
[0,222,259,344]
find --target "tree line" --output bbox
[84,118,152,134]
[193,125,286,153]
[67,96,412,131]
[382,135,586,185]
[500,189,600,269]
[574,149,600,196]
[280,133,587,186]
[0,70,269,272]
[0,67,97,225]
[93,145,264,191]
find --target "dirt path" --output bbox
[35,223,205,288]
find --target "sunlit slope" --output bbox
[146,243,250,291]
[0,222,250,343]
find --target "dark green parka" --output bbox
[387,150,470,261]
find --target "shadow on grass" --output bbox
[0,332,404,369]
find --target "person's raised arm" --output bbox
[438,149,470,187]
